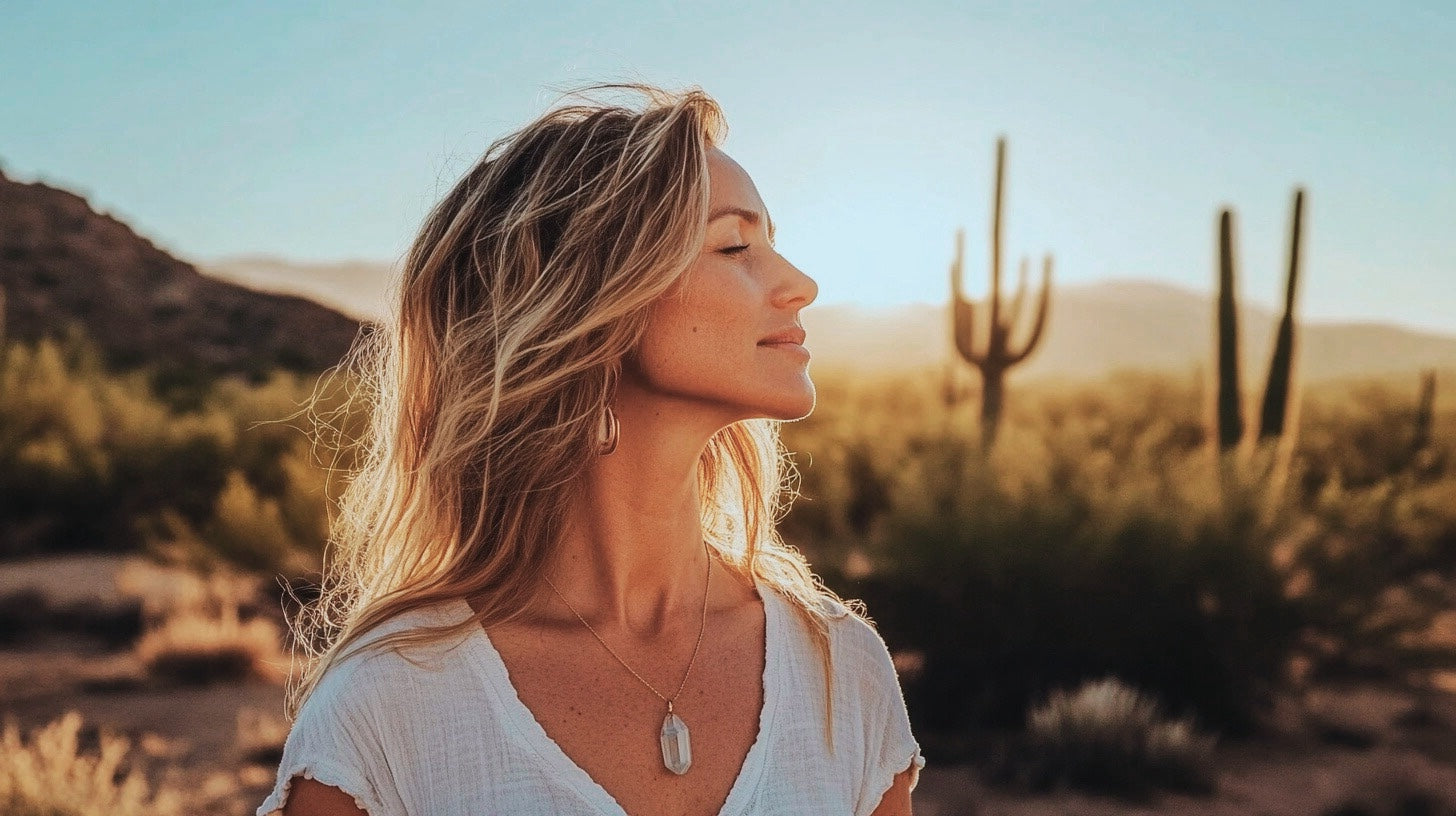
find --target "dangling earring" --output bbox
[597,364,621,456]
[596,404,619,455]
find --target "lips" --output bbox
[759,326,807,346]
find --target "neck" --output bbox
[540,386,733,637]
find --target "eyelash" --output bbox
[720,245,750,255]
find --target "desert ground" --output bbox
[4,553,1454,816]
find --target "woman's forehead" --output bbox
[706,149,765,213]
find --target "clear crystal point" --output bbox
[660,711,692,774]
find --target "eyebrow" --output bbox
[709,205,776,243]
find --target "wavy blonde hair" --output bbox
[288,82,860,752]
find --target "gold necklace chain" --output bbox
[543,540,712,714]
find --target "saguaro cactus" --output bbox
[1412,369,1436,461]
[1258,189,1304,440]
[949,137,1052,452]
[1214,188,1306,459]
[1216,211,1243,451]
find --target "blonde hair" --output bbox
[288,82,860,752]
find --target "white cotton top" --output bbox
[256,577,925,816]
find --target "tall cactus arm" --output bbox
[988,137,1006,344]
[1413,369,1436,455]
[1282,189,1304,316]
[1258,187,1304,440]
[950,227,968,305]
[1006,254,1053,366]
[1007,256,1030,331]
[1217,208,1245,450]
[950,228,986,364]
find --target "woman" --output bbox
[259,82,924,816]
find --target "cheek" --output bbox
[635,286,758,385]
[641,310,747,373]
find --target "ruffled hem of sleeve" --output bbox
[858,743,927,816]
[256,759,385,816]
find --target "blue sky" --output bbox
[3,1,1452,332]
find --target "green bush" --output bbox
[0,329,353,573]
[782,368,1456,745]
[4,325,1453,759]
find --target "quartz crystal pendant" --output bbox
[660,711,692,774]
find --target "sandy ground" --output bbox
[8,646,1456,815]
[6,671,1456,815]
[913,742,1456,815]
[4,554,1456,815]
[0,552,135,605]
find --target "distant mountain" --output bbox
[0,170,362,379]
[201,254,1456,383]
[199,255,396,324]
[803,280,1456,382]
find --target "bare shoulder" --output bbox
[279,776,370,816]
[868,764,916,816]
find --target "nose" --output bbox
[773,254,818,309]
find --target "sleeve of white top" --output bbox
[854,619,926,816]
[255,661,394,816]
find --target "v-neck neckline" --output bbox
[451,576,782,816]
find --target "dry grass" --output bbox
[135,602,283,686]
[131,568,284,686]
[992,676,1219,800]
[0,710,183,816]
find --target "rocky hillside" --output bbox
[0,169,362,379]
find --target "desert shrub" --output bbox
[204,470,299,572]
[134,574,283,686]
[136,607,280,686]
[989,676,1217,800]
[1299,375,1456,494]
[1286,472,1456,684]
[0,710,182,816]
[0,591,49,647]
[840,416,1300,736]
[786,369,1456,746]
[0,329,353,571]
[0,589,142,651]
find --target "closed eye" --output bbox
[720,245,750,255]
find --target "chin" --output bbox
[758,389,816,422]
